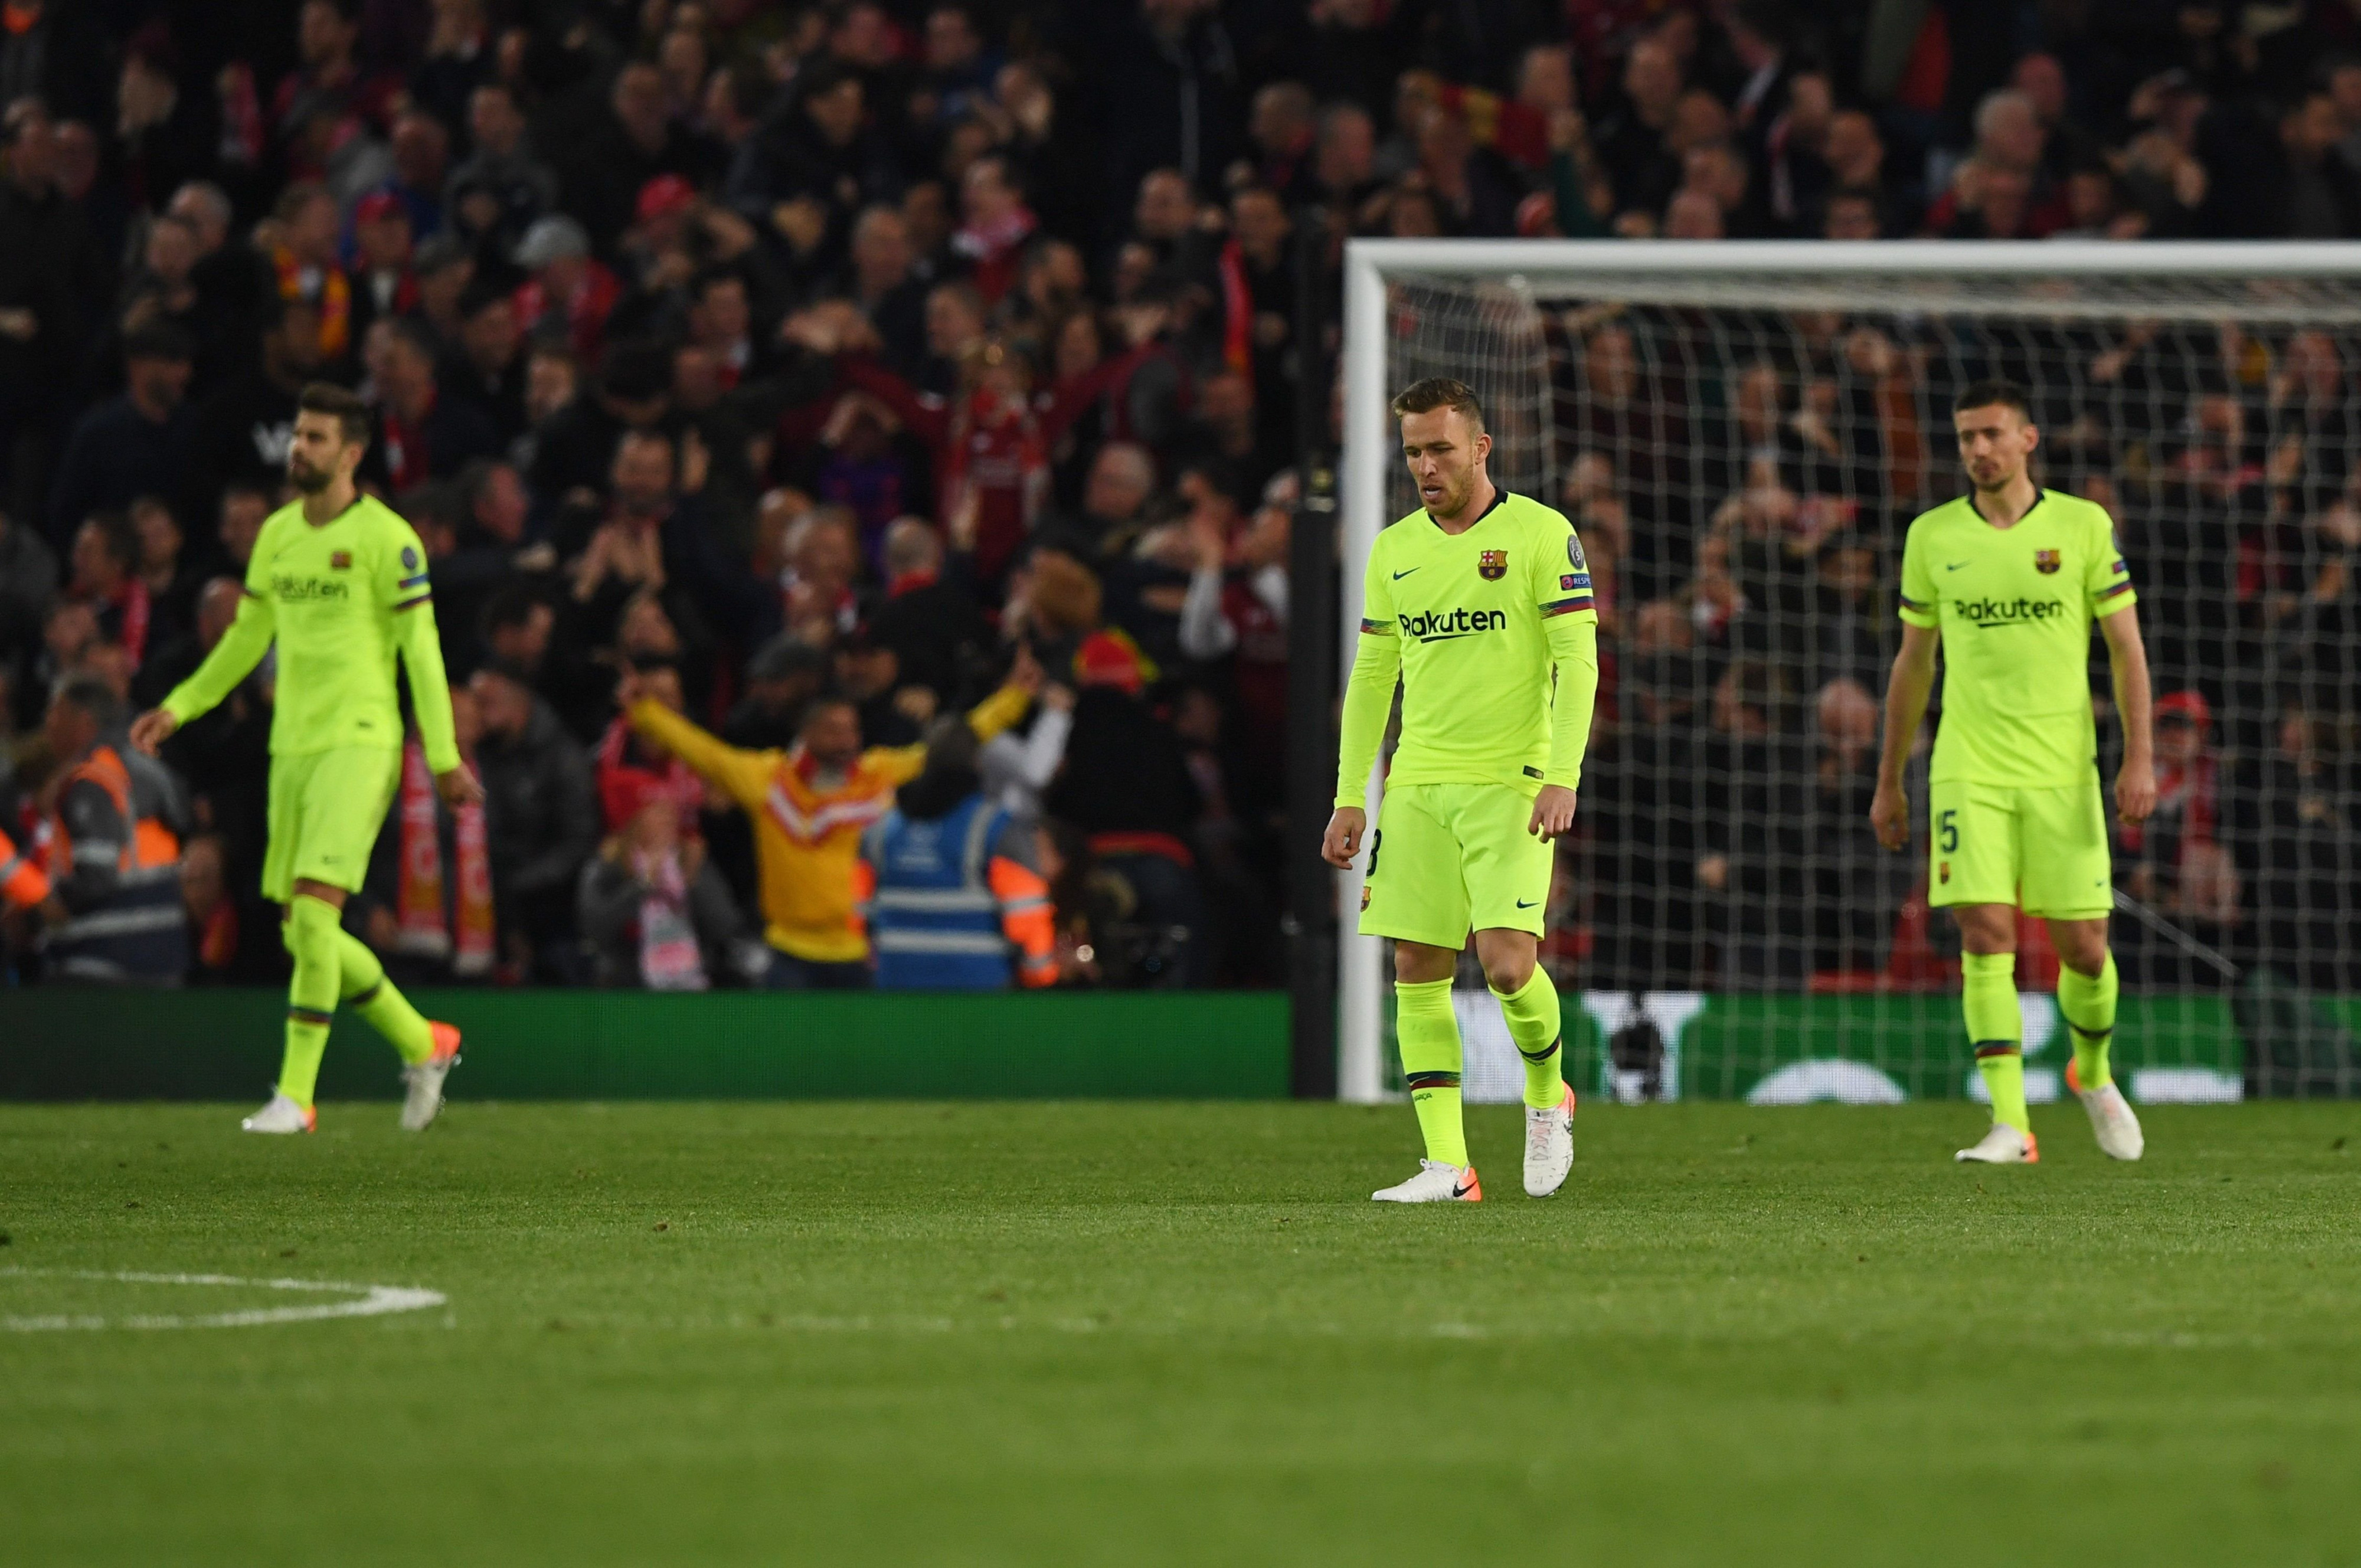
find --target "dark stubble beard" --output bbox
[1434,469,1471,521]
[289,457,330,495]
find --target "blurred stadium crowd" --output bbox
[4,0,2361,993]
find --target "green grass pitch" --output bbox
[4,1099,2359,1567]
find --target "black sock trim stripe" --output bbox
[288,1006,333,1026]
[348,981,383,1007]
[1972,1042,2022,1059]
[1516,1038,1562,1063]
[2062,1017,2113,1042]
[1405,1071,1462,1091]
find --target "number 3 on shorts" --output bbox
[1937,808,1958,853]
[1365,829,1382,879]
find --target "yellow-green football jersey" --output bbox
[1359,490,1598,794]
[1898,488,2137,788]
[242,493,436,755]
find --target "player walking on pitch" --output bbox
[130,384,482,1134]
[1872,381,2154,1164]
[1323,379,1599,1202]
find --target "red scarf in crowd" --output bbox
[630,846,708,991]
[107,577,151,667]
[274,245,351,359]
[951,205,1036,305]
[1216,237,1254,377]
[395,741,494,976]
[380,390,434,493]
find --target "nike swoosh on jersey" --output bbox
[1392,567,1421,580]
[1516,899,1539,909]
[1945,561,1971,570]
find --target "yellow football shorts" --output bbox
[1359,781,1553,949]
[1927,776,2114,920]
[263,746,401,902]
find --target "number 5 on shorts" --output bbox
[1938,809,1958,853]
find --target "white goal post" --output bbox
[1335,238,2361,1105]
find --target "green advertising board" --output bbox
[1393,989,2245,1106]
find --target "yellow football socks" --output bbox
[335,928,436,1066]
[1492,967,1567,1110]
[1961,951,2029,1133]
[1394,978,1468,1168]
[277,895,343,1107]
[2058,950,2119,1092]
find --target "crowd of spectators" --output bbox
[4,0,2361,994]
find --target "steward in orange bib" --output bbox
[622,670,1033,988]
[38,676,189,985]
[852,715,1057,990]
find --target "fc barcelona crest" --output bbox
[1939,861,1951,885]
[1477,549,1508,581]
[2033,549,2061,574]
[329,551,352,570]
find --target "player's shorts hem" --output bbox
[263,868,369,902]
[1359,915,1471,950]
[2019,904,2113,922]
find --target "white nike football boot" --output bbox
[1955,1123,2039,1164]
[1372,1160,1483,1203]
[398,1022,463,1131]
[1522,1085,1577,1197]
[2067,1062,2144,1160]
[241,1093,317,1134]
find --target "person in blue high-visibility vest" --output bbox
[854,716,1056,990]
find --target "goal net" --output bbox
[1336,241,2361,1108]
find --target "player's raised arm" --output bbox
[869,670,1038,786]
[1325,546,1402,868]
[134,585,276,753]
[626,686,776,809]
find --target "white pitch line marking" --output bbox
[0,1268,446,1331]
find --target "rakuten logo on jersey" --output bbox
[1399,606,1508,640]
[1955,595,2064,627]
[273,574,352,603]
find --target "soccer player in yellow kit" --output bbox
[1872,380,2156,1164]
[1323,378,1599,1202]
[131,385,482,1134]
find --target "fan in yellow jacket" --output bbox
[623,673,1034,987]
